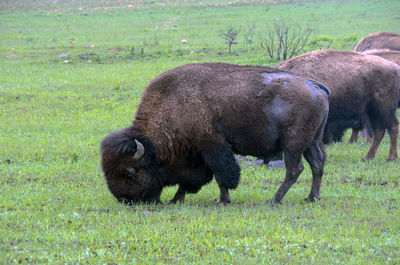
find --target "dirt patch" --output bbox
[5,54,23,59]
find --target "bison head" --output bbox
[100,127,162,204]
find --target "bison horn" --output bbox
[133,139,145,160]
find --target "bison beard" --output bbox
[101,63,330,205]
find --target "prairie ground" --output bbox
[1,0,400,264]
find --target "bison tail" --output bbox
[361,113,374,139]
[311,80,330,97]
[313,97,329,155]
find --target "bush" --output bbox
[219,26,240,55]
[258,21,315,61]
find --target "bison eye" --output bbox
[125,167,136,177]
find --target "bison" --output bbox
[348,49,400,143]
[101,63,330,205]
[363,49,400,108]
[354,31,400,52]
[362,49,400,65]
[278,49,400,161]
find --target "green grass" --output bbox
[1,0,400,264]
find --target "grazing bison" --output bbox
[349,49,400,143]
[354,31,400,52]
[278,49,400,161]
[101,63,330,205]
[363,49,400,108]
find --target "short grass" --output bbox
[1,0,400,264]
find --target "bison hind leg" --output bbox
[269,150,304,204]
[303,141,325,202]
[387,118,399,161]
[364,118,386,160]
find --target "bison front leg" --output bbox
[350,114,374,144]
[201,144,240,205]
[269,151,303,204]
[168,185,186,204]
[216,185,231,206]
[348,129,359,143]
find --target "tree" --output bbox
[219,26,240,55]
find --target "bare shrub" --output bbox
[243,23,256,49]
[258,21,315,61]
[219,26,240,55]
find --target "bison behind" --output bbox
[279,50,400,161]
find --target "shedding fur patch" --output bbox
[262,95,291,143]
[263,95,292,123]
[261,72,293,86]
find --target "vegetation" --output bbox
[219,25,240,55]
[257,21,315,61]
[1,0,399,263]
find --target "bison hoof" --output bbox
[386,157,398,162]
[304,195,320,203]
[217,200,231,207]
[155,199,164,205]
[167,198,184,204]
[362,156,373,162]
[267,199,281,206]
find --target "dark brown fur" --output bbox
[349,49,400,143]
[279,49,400,161]
[363,50,400,108]
[354,31,400,52]
[101,63,329,205]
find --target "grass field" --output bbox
[1,0,400,264]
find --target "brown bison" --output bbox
[363,49,400,65]
[363,49,400,108]
[278,50,400,161]
[354,31,400,52]
[101,63,329,205]
[349,49,400,143]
